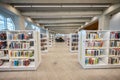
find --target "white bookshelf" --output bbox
[49,34,55,47]
[0,30,41,71]
[78,30,120,68]
[69,33,78,53]
[40,33,48,53]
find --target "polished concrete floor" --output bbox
[0,42,120,80]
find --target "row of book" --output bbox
[41,43,47,46]
[108,57,120,64]
[9,41,34,49]
[0,41,7,49]
[10,51,34,57]
[109,48,120,56]
[71,47,78,50]
[86,32,103,39]
[86,41,103,47]
[85,57,99,64]
[110,32,120,39]
[40,34,47,38]
[72,35,78,38]
[8,33,33,40]
[110,40,120,47]
[0,32,7,40]
[72,39,78,42]
[0,50,8,57]
[85,49,104,56]
[72,43,78,46]
[41,47,47,50]
[11,59,32,66]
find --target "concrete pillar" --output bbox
[98,15,111,30]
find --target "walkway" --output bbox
[0,42,120,80]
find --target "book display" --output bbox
[65,34,70,46]
[78,30,120,68]
[49,34,55,47]
[70,33,78,53]
[40,33,48,53]
[0,30,41,70]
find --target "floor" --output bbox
[0,42,120,80]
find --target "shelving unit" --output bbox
[78,30,120,68]
[69,33,78,53]
[65,34,70,47]
[40,33,48,53]
[0,30,41,71]
[49,34,55,47]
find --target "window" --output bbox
[25,21,28,28]
[0,14,6,30]
[36,27,40,31]
[31,25,36,29]
[7,18,15,30]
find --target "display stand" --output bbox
[0,30,41,71]
[78,30,120,68]
[69,33,78,53]
[40,33,48,53]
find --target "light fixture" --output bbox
[31,5,61,7]
[14,4,110,8]
[62,5,109,7]
[14,5,31,7]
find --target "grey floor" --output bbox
[0,42,120,80]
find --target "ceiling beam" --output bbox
[35,19,90,23]
[22,11,102,17]
[46,26,80,29]
[31,16,93,19]
[32,17,92,20]
[44,24,82,27]
[1,0,119,4]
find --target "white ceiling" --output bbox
[1,0,120,33]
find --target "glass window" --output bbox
[31,25,36,29]
[36,27,40,31]
[0,14,6,30]
[7,18,15,30]
[25,21,28,28]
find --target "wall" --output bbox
[109,12,120,30]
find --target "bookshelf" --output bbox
[78,30,120,68]
[49,34,55,47]
[70,33,78,53]
[0,30,41,71]
[65,34,70,47]
[40,33,48,53]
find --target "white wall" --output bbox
[109,12,120,30]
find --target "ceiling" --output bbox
[1,0,120,34]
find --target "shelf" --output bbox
[0,62,10,68]
[10,62,35,68]
[10,57,35,59]
[0,49,8,50]
[85,39,106,41]
[86,47,107,49]
[0,56,9,59]
[85,61,106,66]
[8,39,35,41]
[71,42,78,43]
[0,40,7,42]
[109,55,120,57]
[9,47,35,50]
[85,55,106,58]
[110,39,120,40]
[109,47,120,48]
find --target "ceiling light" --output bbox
[31,5,61,7]
[14,4,109,8]
[14,5,31,7]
